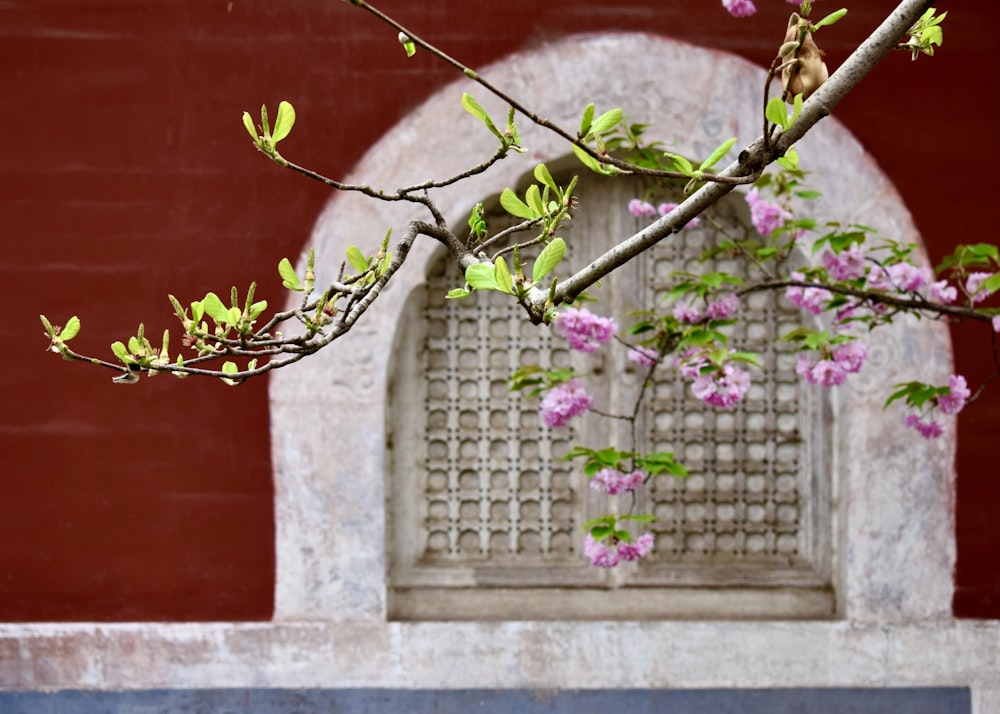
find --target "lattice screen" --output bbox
[388,176,831,617]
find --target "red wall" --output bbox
[1,0,995,620]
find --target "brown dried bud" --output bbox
[781,14,830,101]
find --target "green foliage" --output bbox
[397,31,416,57]
[903,8,946,59]
[242,101,296,163]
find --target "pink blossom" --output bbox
[745,187,791,235]
[796,356,847,387]
[832,340,867,374]
[993,315,1000,333]
[722,0,756,17]
[584,534,620,567]
[539,379,593,427]
[888,263,932,292]
[590,468,646,495]
[822,246,866,281]
[627,198,657,218]
[672,299,702,324]
[627,346,659,368]
[705,293,739,320]
[657,202,700,229]
[584,533,654,567]
[691,364,751,409]
[617,533,655,562]
[553,307,617,353]
[938,374,970,416]
[905,412,944,439]
[785,271,831,314]
[930,280,957,304]
[965,272,994,303]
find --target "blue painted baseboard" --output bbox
[0,688,973,714]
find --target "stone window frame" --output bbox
[269,33,955,623]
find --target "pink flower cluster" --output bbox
[867,262,932,293]
[722,0,756,17]
[584,532,654,568]
[904,374,970,439]
[627,345,660,368]
[746,188,792,236]
[553,307,617,353]
[539,378,593,427]
[672,293,740,324]
[785,271,832,314]
[796,340,868,387]
[627,199,699,229]
[691,364,752,409]
[965,272,995,303]
[590,467,645,495]
[822,246,866,281]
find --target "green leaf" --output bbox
[589,108,623,136]
[39,315,56,337]
[572,143,611,174]
[533,163,558,195]
[813,8,848,29]
[494,256,514,295]
[346,245,370,274]
[202,292,229,324]
[698,138,737,172]
[445,287,471,299]
[766,97,789,130]
[579,103,595,137]
[60,316,81,341]
[111,341,134,364]
[664,152,694,177]
[278,257,304,291]
[461,93,503,141]
[271,100,296,144]
[221,361,240,386]
[465,263,499,290]
[499,187,535,219]
[532,237,566,283]
[525,184,544,217]
[242,111,258,142]
[776,146,799,172]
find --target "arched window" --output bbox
[387,171,832,620]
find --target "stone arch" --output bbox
[269,32,954,622]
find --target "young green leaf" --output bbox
[525,184,544,217]
[202,292,230,324]
[664,152,694,177]
[397,32,416,57]
[346,245,370,274]
[589,107,623,136]
[579,103,595,137]
[271,100,296,144]
[461,93,502,141]
[465,263,499,290]
[494,256,514,295]
[60,316,81,342]
[242,111,259,143]
[766,97,789,130]
[445,287,471,300]
[278,257,304,291]
[813,8,848,29]
[533,163,558,195]
[572,144,612,175]
[532,237,566,283]
[499,187,535,220]
[111,341,134,364]
[698,138,737,172]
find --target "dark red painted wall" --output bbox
[1,0,995,620]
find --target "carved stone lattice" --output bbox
[635,221,818,585]
[419,256,579,565]
[389,175,831,617]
